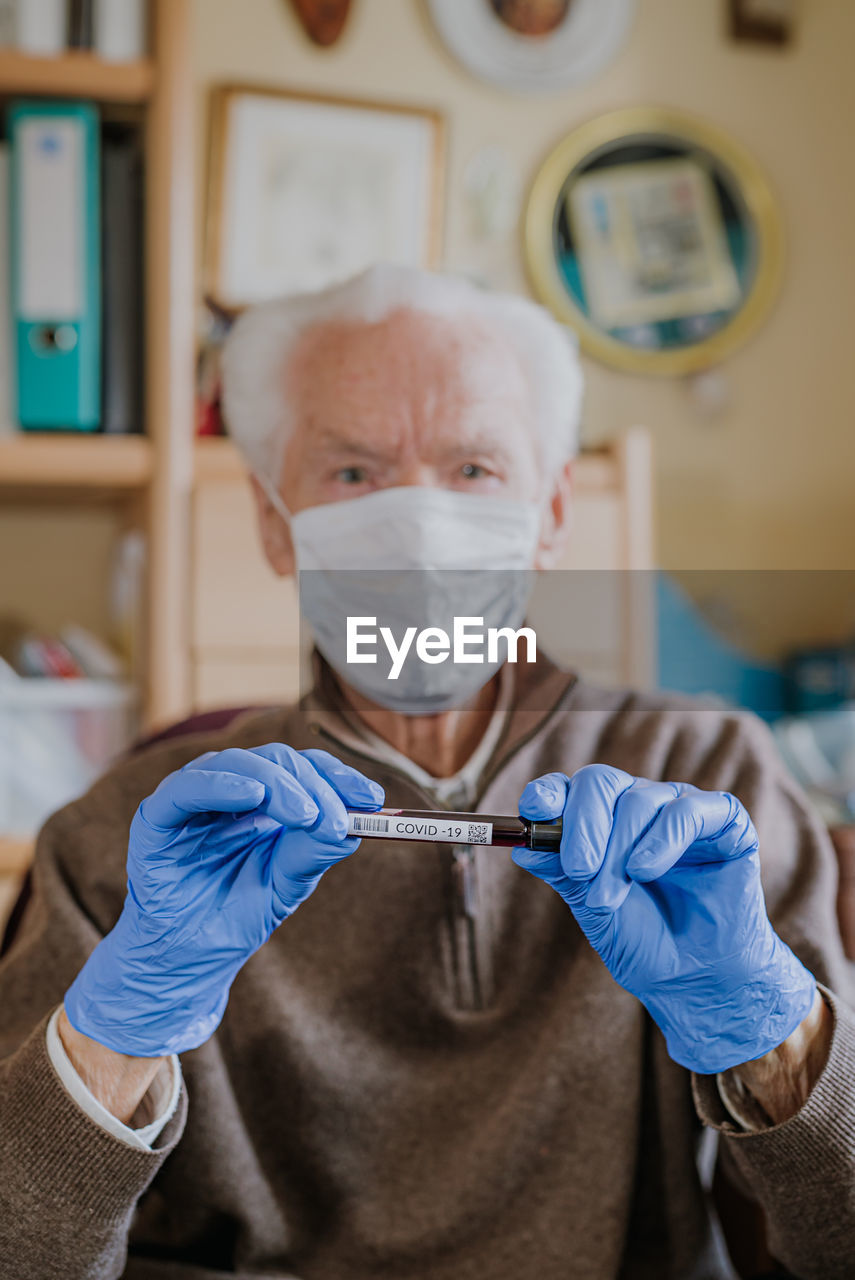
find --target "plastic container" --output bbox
[93,0,147,61]
[14,0,68,55]
[0,679,137,837]
[773,703,855,824]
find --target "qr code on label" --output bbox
[468,823,490,844]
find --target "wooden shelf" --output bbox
[0,49,154,103]
[195,436,245,483]
[0,434,153,492]
[0,2,194,728]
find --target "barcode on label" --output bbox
[351,815,390,834]
[468,823,490,844]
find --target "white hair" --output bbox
[220,263,584,482]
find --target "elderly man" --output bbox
[1,265,853,1280]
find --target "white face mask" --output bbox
[261,482,544,713]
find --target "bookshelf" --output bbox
[0,49,155,102]
[0,0,195,727]
[0,434,153,491]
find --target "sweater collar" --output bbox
[300,649,578,794]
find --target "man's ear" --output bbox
[249,474,296,577]
[534,459,573,570]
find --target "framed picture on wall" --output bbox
[524,107,783,376]
[426,0,636,93]
[205,84,445,309]
[567,158,741,331]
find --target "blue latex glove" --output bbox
[65,745,384,1057]
[515,765,816,1074]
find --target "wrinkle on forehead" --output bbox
[284,308,535,437]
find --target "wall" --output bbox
[192,0,855,607]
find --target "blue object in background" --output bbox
[8,99,101,431]
[656,573,786,721]
[784,644,855,715]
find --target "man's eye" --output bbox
[460,463,488,480]
[337,466,367,484]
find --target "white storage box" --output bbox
[0,679,137,837]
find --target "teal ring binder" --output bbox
[8,99,101,432]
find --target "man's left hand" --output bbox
[516,765,817,1075]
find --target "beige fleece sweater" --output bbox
[1,658,854,1280]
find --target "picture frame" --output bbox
[524,107,784,376]
[567,158,741,331]
[426,0,636,94]
[728,0,796,47]
[205,84,445,310]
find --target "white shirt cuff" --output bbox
[46,1005,181,1150]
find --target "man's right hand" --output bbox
[64,745,384,1058]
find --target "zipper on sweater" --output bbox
[311,723,486,1012]
[310,687,578,1012]
[450,844,484,1011]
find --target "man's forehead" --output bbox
[285,308,530,403]
[279,307,543,486]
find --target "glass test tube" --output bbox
[345,808,562,851]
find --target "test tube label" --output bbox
[348,814,494,845]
